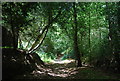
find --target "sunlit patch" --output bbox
[23,74,26,77]
[32,70,45,75]
[11,58,16,61]
[59,69,69,73]
[51,59,75,64]
[47,73,68,77]
[36,71,44,74]
[80,67,87,69]
[69,71,78,75]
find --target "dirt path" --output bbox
[15,60,120,79]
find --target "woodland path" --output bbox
[15,59,120,79]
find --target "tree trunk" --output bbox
[73,2,82,67]
[106,2,120,72]
[88,5,91,65]
[10,3,18,50]
[114,2,120,72]
[28,3,55,53]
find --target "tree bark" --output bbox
[10,3,18,50]
[106,2,120,72]
[73,2,82,67]
[28,8,62,53]
[10,3,21,50]
[88,5,91,65]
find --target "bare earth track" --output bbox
[15,59,120,79]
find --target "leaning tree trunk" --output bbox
[73,2,82,67]
[28,6,62,53]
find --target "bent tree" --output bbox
[28,3,62,53]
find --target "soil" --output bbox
[13,59,120,80]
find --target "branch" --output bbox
[28,9,62,53]
[28,28,48,53]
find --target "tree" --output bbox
[106,2,120,72]
[28,3,62,53]
[73,2,82,67]
[2,2,38,50]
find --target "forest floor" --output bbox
[15,59,120,80]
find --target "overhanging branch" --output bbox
[28,9,62,53]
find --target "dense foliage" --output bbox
[2,2,120,71]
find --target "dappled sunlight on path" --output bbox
[15,59,120,79]
[30,59,92,79]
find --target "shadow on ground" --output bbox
[14,59,120,79]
